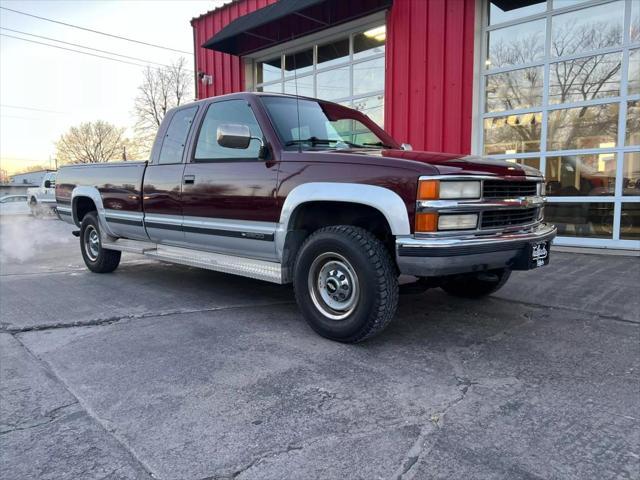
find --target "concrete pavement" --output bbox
[1,217,638,479]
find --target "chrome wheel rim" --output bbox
[308,252,359,320]
[84,225,100,261]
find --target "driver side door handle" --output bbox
[183,175,195,185]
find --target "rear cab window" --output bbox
[158,106,198,164]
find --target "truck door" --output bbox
[143,106,198,246]
[180,99,279,261]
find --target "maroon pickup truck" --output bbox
[56,92,555,342]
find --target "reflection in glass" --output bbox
[257,83,282,93]
[506,157,540,169]
[316,66,350,100]
[284,49,313,77]
[353,25,385,59]
[283,76,314,97]
[549,52,622,104]
[547,103,618,151]
[317,38,349,69]
[620,204,640,240]
[629,49,640,95]
[545,154,616,196]
[256,57,281,84]
[485,66,543,112]
[353,57,385,95]
[487,19,545,69]
[627,100,640,146]
[483,112,542,154]
[353,94,384,127]
[489,0,546,25]
[623,152,640,196]
[551,1,623,57]
[545,202,614,238]
[631,0,640,42]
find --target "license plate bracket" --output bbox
[512,240,551,270]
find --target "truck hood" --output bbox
[315,148,542,178]
[379,149,542,178]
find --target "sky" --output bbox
[0,0,226,175]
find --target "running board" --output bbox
[102,238,284,284]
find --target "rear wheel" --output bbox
[80,212,121,273]
[293,226,398,343]
[440,268,511,298]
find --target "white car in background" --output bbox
[0,195,30,216]
[27,172,57,216]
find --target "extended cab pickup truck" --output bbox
[56,93,556,342]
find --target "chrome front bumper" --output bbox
[396,223,557,277]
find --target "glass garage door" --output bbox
[251,22,386,128]
[480,0,640,249]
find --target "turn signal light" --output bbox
[417,180,439,200]
[415,212,438,232]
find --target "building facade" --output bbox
[192,0,640,250]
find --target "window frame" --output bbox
[478,0,640,249]
[249,15,386,126]
[190,99,266,164]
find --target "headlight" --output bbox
[417,180,481,200]
[439,181,481,199]
[438,214,478,230]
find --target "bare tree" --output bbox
[134,57,193,149]
[56,121,130,164]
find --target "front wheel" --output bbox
[440,268,511,298]
[80,212,121,273]
[293,226,398,343]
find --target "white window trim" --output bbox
[477,0,640,249]
[244,14,387,123]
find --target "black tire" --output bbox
[293,225,398,343]
[80,212,121,273]
[440,268,511,298]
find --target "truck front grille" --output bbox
[481,208,539,229]
[483,180,538,199]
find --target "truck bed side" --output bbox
[56,161,147,228]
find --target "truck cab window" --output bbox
[194,100,263,161]
[158,106,198,164]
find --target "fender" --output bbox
[71,186,116,237]
[275,182,411,259]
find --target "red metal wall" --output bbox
[192,0,476,154]
[191,0,277,99]
[385,0,476,154]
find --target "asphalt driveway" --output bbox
[1,216,638,480]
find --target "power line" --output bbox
[0,27,170,68]
[0,6,191,54]
[1,33,166,70]
[1,104,67,114]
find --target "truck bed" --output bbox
[56,161,147,213]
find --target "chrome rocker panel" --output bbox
[396,223,557,277]
[101,237,284,284]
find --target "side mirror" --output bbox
[400,143,413,151]
[217,123,252,149]
[44,180,52,188]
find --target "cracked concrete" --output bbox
[1,217,639,480]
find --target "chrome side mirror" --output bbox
[217,123,252,149]
[400,143,413,151]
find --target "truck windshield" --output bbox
[260,96,398,151]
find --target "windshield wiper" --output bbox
[284,137,359,148]
[361,142,394,149]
